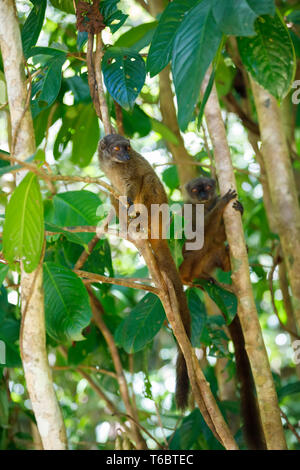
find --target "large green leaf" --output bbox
[237,13,296,100]
[51,190,101,226]
[43,262,92,342]
[3,173,44,273]
[147,0,199,77]
[196,279,237,325]
[71,103,100,167]
[102,47,146,110]
[151,119,179,145]
[114,293,166,353]
[172,0,222,130]
[213,0,275,36]
[48,190,101,245]
[115,22,158,52]
[162,166,180,191]
[21,0,46,58]
[30,49,67,118]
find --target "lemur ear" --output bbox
[99,139,106,150]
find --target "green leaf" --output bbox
[49,0,75,14]
[115,22,158,52]
[100,0,128,33]
[122,104,151,137]
[47,190,101,245]
[197,66,215,129]
[31,53,66,118]
[277,381,300,401]
[21,0,47,58]
[83,239,114,278]
[3,173,44,273]
[0,318,20,344]
[45,222,88,247]
[102,47,146,110]
[196,279,237,325]
[43,262,92,342]
[71,103,100,167]
[169,409,222,450]
[28,46,67,58]
[162,166,180,191]
[213,0,275,36]
[147,0,199,77]
[151,119,179,145]
[114,293,166,353]
[52,190,101,226]
[215,56,235,97]
[66,75,91,104]
[237,13,296,100]
[187,288,207,348]
[77,31,88,51]
[172,0,222,130]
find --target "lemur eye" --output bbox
[205,185,212,190]
[192,188,198,193]
[113,146,120,151]
[127,145,131,151]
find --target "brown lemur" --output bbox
[179,177,266,450]
[98,134,191,409]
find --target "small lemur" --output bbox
[98,134,191,409]
[179,176,266,450]
[180,177,242,282]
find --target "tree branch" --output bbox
[202,67,287,450]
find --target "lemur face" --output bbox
[99,134,131,163]
[186,177,216,203]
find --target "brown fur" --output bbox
[179,177,266,450]
[98,134,191,409]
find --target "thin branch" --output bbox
[52,365,117,379]
[280,409,300,444]
[87,287,148,449]
[95,33,112,134]
[77,269,159,294]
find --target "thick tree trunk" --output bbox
[0,0,67,449]
[202,70,287,450]
[251,79,300,334]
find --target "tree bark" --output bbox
[202,70,287,450]
[251,79,300,334]
[0,0,67,450]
